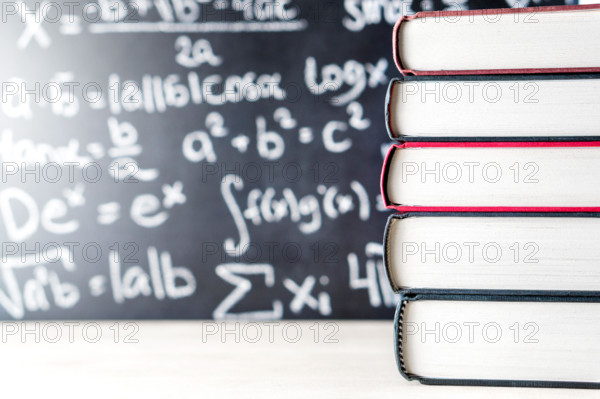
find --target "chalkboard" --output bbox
[1,0,566,320]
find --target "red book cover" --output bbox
[393,4,600,76]
[380,141,600,212]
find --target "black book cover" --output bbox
[395,292,600,388]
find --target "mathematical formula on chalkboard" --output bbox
[0,0,563,319]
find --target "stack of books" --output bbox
[381,4,600,389]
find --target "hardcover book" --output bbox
[395,293,600,388]
[381,141,600,212]
[385,74,600,141]
[393,4,600,76]
[384,212,600,293]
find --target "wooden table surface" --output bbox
[0,320,596,398]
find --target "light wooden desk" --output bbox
[0,321,595,398]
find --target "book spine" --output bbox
[392,15,418,76]
[393,297,413,382]
[380,143,401,209]
[383,214,403,292]
[384,78,401,141]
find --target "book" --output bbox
[384,212,600,293]
[381,141,600,212]
[393,4,600,76]
[385,74,600,141]
[385,3,600,391]
[395,293,600,388]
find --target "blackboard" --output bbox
[1,0,566,319]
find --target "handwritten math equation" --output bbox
[7,0,549,319]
